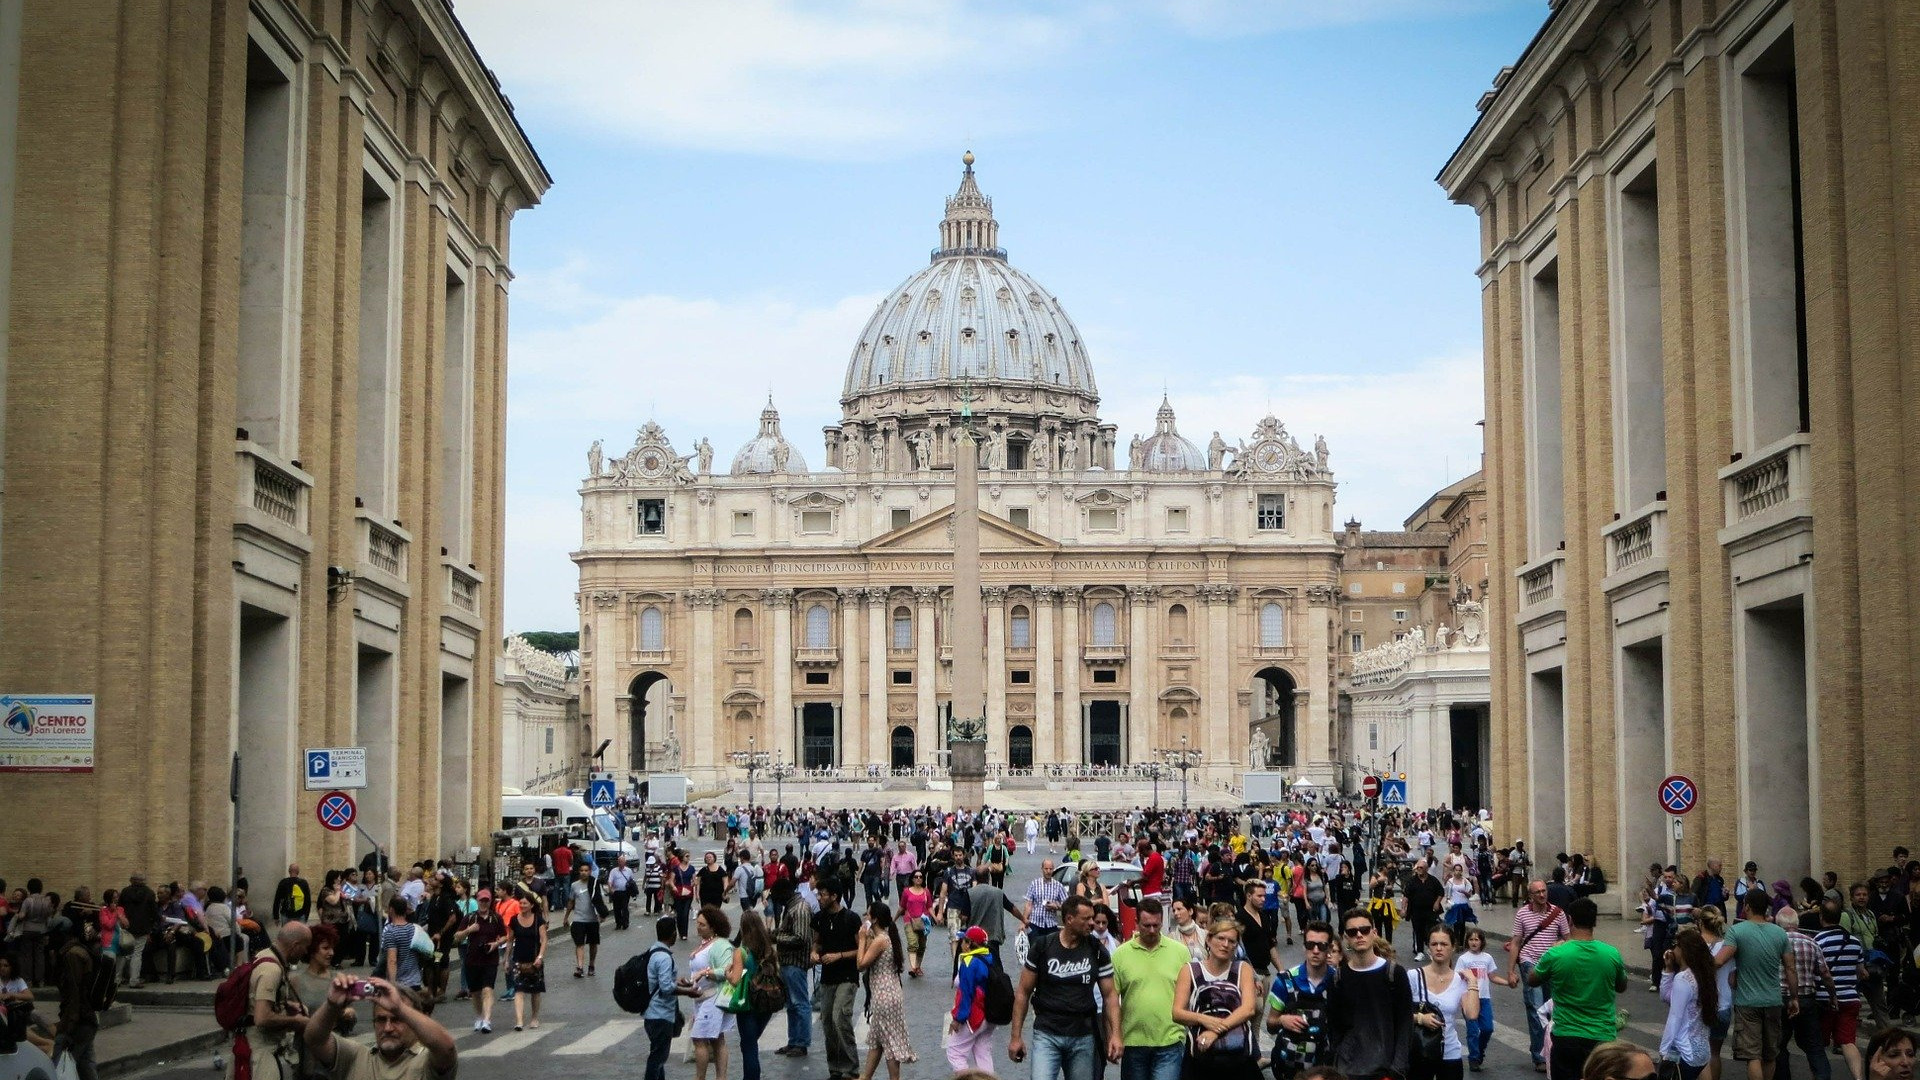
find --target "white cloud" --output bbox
[502,269,1485,629]
[456,0,1521,156]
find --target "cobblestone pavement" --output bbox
[123,836,1681,1080]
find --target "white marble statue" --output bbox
[695,437,713,475]
[1208,431,1228,470]
[1250,728,1271,770]
[587,439,604,478]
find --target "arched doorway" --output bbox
[1252,667,1297,767]
[890,726,915,770]
[1008,725,1034,770]
[628,671,670,772]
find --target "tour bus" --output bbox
[499,791,637,867]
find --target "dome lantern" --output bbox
[936,151,1002,261]
[730,396,809,476]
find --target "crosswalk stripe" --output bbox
[554,1019,643,1055]
[463,1022,567,1058]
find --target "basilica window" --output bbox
[1259,602,1285,648]
[640,606,665,651]
[892,607,913,650]
[1166,507,1190,532]
[1010,606,1031,648]
[1392,609,1408,622]
[1006,439,1028,471]
[804,604,831,649]
[1168,604,1190,645]
[1091,602,1117,646]
[1008,507,1031,530]
[545,727,554,754]
[636,498,666,536]
[1350,632,1364,652]
[799,509,834,534]
[1256,493,1285,531]
[1087,507,1119,531]
[732,511,755,536]
[733,607,755,648]
[891,507,912,530]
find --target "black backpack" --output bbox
[88,944,117,1012]
[982,959,1015,1026]
[612,949,654,1013]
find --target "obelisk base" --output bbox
[949,741,986,810]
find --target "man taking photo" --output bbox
[303,975,455,1080]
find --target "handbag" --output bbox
[747,952,787,1014]
[1411,967,1447,1062]
[409,924,435,958]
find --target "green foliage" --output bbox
[515,630,578,655]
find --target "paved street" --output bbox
[121,838,1674,1080]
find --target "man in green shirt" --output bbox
[1718,889,1799,1080]
[1528,897,1627,1080]
[1111,898,1189,1080]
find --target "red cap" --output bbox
[964,926,988,944]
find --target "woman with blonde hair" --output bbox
[1173,919,1262,1079]
[1693,905,1735,1080]
[1579,1040,1657,1080]
[1072,860,1111,910]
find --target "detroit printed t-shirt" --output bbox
[1024,931,1114,1037]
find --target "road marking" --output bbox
[553,1019,643,1055]
[463,1022,566,1057]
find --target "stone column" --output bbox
[765,588,795,763]
[1126,585,1158,764]
[1304,585,1334,767]
[1059,586,1083,762]
[587,590,623,767]
[1033,586,1058,764]
[984,586,1008,766]
[914,585,940,762]
[688,589,721,771]
[865,588,891,766]
[839,588,862,771]
[1201,584,1235,776]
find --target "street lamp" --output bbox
[769,754,795,816]
[1158,734,1204,814]
[729,734,771,817]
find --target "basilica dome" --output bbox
[842,155,1098,404]
[731,399,808,476]
[1134,396,1206,472]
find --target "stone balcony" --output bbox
[1515,551,1567,654]
[1718,432,1814,591]
[355,511,411,596]
[443,561,483,631]
[1081,644,1128,663]
[234,439,314,554]
[1601,501,1667,597]
[794,646,839,666]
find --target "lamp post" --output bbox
[769,754,795,817]
[729,734,771,817]
[1158,734,1204,815]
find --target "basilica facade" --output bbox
[575,158,1342,789]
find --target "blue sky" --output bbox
[456,0,1548,632]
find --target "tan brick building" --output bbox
[1439,0,1915,898]
[0,1,547,888]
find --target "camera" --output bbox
[347,981,378,1000]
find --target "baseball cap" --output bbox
[477,889,493,900]
[964,926,988,944]
[1745,861,1759,872]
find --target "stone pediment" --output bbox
[861,507,1059,552]
[721,689,764,707]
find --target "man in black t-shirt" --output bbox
[809,881,863,1080]
[1009,895,1122,1079]
[936,858,977,969]
[1326,907,1413,1080]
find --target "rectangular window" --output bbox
[892,611,912,650]
[1350,632,1364,652]
[636,498,665,536]
[1256,493,1285,530]
[1092,669,1118,684]
[1005,441,1027,471]
[891,669,913,685]
[1087,506,1119,531]
[1010,670,1031,684]
[1348,609,1364,623]
[732,511,754,536]
[1008,507,1031,530]
[1614,149,1667,509]
[804,671,829,686]
[237,36,300,455]
[440,264,473,558]
[1526,254,1566,557]
[1393,609,1408,622]
[1166,507,1190,532]
[800,510,833,533]
[1010,611,1032,648]
[544,727,554,754]
[356,169,398,514]
[1368,722,1378,750]
[890,507,912,530]
[1733,18,1809,448]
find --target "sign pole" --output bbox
[229,752,244,968]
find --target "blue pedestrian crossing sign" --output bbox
[587,777,616,808]
[1380,779,1409,807]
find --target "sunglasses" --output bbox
[1343,925,1373,936]
[1303,940,1334,951]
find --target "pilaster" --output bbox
[1201,584,1237,770]
[984,585,1009,765]
[1033,585,1059,767]
[915,585,940,761]
[764,588,794,762]
[687,589,721,769]
[839,587,862,769]
[864,587,891,766]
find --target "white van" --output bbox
[500,793,636,867]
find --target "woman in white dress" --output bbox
[1409,926,1482,1080]
[685,905,736,1080]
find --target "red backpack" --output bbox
[214,953,278,1032]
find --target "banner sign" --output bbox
[0,694,96,772]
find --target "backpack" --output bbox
[86,944,117,1012]
[981,961,1015,1026]
[612,949,655,1013]
[215,954,278,1031]
[1185,959,1254,1059]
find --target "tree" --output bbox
[515,630,578,656]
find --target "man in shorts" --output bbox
[1719,889,1799,1080]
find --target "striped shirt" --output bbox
[1025,877,1068,931]
[1813,927,1865,1003]
[1512,904,1572,965]
[1782,929,1831,1000]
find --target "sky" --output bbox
[456,0,1550,634]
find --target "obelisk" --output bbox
[949,421,988,810]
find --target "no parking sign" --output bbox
[316,790,357,832]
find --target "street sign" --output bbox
[587,777,616,809]
[1361,775,1382,799]
[1672,817,1685,840]
[1658,774,1698,815]
[1380,778,1408,807]
[304,746,367,791]
[316,791,356,832]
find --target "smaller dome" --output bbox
[731,399,809,476]
[1132,396,1205,472]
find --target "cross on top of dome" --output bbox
[936,151,1003,261]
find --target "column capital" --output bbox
[860,586,892,606]
[686,588,724,609]
[589,590,622,610]
[913,585,943,604]
[1198,583,1239,604]
[1125,584,1159,602]
[982,585,1009,606]
[1059,585,1085,602]
[759,587,795,607]
[1304,584,1336,605]
[1031,584,1060,602]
